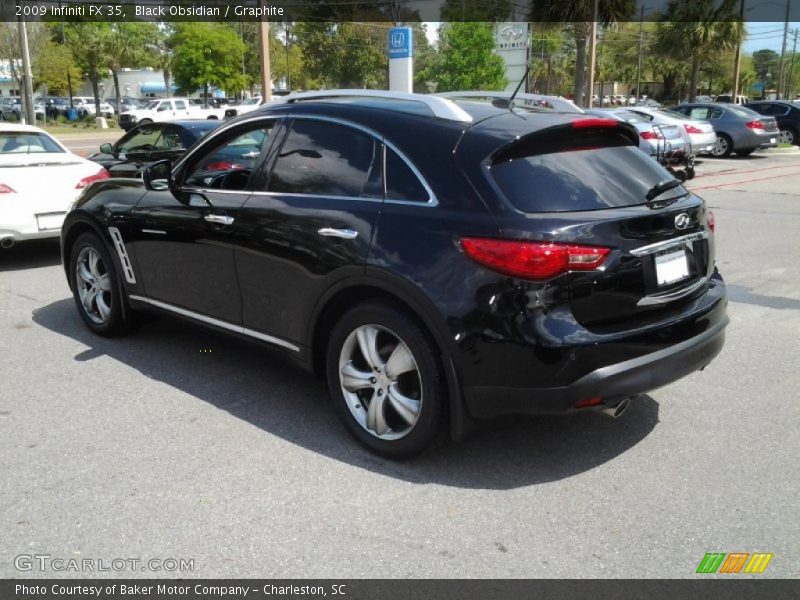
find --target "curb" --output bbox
[763,146,800,155]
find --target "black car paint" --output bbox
[745,101,800,144]
[62,99,727,436]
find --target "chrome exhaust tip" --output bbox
[600,397,631,419]
[0,237,15,249]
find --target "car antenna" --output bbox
[493,65,530,111]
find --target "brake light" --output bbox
[76,168,110,189]
[0,183,15,194]
[205,161,242,171]
[708,210,715,232]
[575,396,603,408]
[684,124,703,134]
[572,117,618,129]
[745,120,765,130]
[640,130,663,140]
[460,238,611,280]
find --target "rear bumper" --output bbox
[464,315,727,419]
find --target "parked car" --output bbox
[105,96,139,114]
[224,96,263,119]
[73,97,115,119]
[118,98,226,131]
[60,90,727,457]
[672,103,779,157]
[714,94,750,105]
[0,97,22,120]
[744,100,800,146]
[89,120,222,178]
[0,123,108,248]
[586,108,687,157]
[628,106,717,155]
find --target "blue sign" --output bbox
[388,27,413,59]
[752,82,765,93]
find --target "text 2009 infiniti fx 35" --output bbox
[61,91,728,458]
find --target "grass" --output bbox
[42,125,123,136]
[777,142,794,149]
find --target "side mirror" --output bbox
[99,143,113,155]
[143,159,172,192]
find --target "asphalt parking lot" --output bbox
[0,147,798,579]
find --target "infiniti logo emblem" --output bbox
[675,213,691,230]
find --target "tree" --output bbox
[105,23,160,115]
[655,0,744,101]
[529,0,635,106]
[170,23,248,105]
[425,22,507,92]
[440,0,511,21]
[32,39,81,96]
[752,49,780,90]
[64,23,112,117]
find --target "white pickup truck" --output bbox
[118,98,227,131]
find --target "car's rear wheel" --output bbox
[711,133,732,157]
[326,303,446,458]
[69,232,133,336]
[779,127,797,145]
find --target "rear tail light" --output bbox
[745,120,765,130]
[575,396,603,408]
[205,161,242,171]
[708,210,715,232]
[76,168,110,189]
[640,130,663,140]
[460,238,611,280]
[572,117,618,129]
[684,124,703,134]
[0,183,15,194]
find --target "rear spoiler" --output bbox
[434,91,583,114]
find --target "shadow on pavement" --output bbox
[0,239,61,272]
[32,298,660,490]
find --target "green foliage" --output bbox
[440,0,512,21]
[425,23,507,92]
[170,23,248,99]
[752,49,780,89]
[32,39,81,95]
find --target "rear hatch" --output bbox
[463,116,716,332]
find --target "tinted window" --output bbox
[491,145,685,212]
[118,126,164,154]
[386,146,430,202]
[688,107,710,119]
[727,106,761,118]
[267,120,376,197]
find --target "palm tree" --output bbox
[529,1,635,106]
[655,0,744,102]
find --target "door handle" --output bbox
[317,228,358,240]
[204,214,234,226]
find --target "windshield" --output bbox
[727,106,761,118]
[0,132,65,154]
[144,101,160,110]
[658,108,690,119]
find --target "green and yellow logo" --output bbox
[696,552,773,574]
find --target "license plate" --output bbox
[35,212,66,231]
[770,138,776,144]
[655,247,689,286]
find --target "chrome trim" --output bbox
[318,228,358,240]
[382,137,437,206]
[141,229,166,235]
[107,227,136,284]
[637,277,709,306]
[204,214,235,225]
[270,90,474,123]
[629,231,709,257]
[127,294,300,352]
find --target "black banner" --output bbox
[3,0,799,22]
[2,580,800,600]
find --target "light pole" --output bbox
[586,0,599,108]
[258,0,271,101]
[17,17,35,125]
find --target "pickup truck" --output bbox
[118,98,227,131]
[223,96,263,119]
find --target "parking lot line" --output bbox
[689,170,800,191]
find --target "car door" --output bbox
[128,123,277,324]
[173,99,191,118]
[232,116,384,347]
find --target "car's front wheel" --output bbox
[326,303,446,458]
[69,232,133,336]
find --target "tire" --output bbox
[325,302,446,459]
[736,148,756,157]
[711,133,732,158]
[779,127,797,145]
[69,232,133,336]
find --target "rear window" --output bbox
[490,142,685,212]
[0,132,64,154]
[727,106,761,118]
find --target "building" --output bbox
[0,60,20,97]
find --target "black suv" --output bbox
[60,91,728,457]
[744,100,800,146]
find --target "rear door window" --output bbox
[490,137,685,212]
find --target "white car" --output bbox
[118,98,227,131]
[73,97,115,119]
[0,124,109,248]
[628,106,717,155]
[223,96,263,119]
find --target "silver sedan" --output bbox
[672,103,779,157]
[627,106,717,155]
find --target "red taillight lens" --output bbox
[708,210,715,232]
[745,120,765,130]
[572,117,618,129]
[684,124,703,134]
[575,396,603,408]
[76,168,110,189]
[205,161,242,171]
[640,130,663,140]
[460,238,611,280]
[0,183,15,194]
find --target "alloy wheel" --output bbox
[711,135,729,157]
[75,246,113,324]
[338,324,422,441]
[779,129,795,145]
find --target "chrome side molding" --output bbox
[107,226,136,284]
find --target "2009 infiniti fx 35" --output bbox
[61,91,728,458]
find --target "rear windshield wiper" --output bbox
[646,179,683,203]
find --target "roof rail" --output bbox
[434,91,583,114]
[266,89,473,123]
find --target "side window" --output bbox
[174,100,186,110]
[385,146,430,203]
[689,108,709,119]
[118,126,164,154]
[157,102,171,112]
[161,126,185,151]
[184,123,275,190]
[267,120,376,198]
[709,108,724,119]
